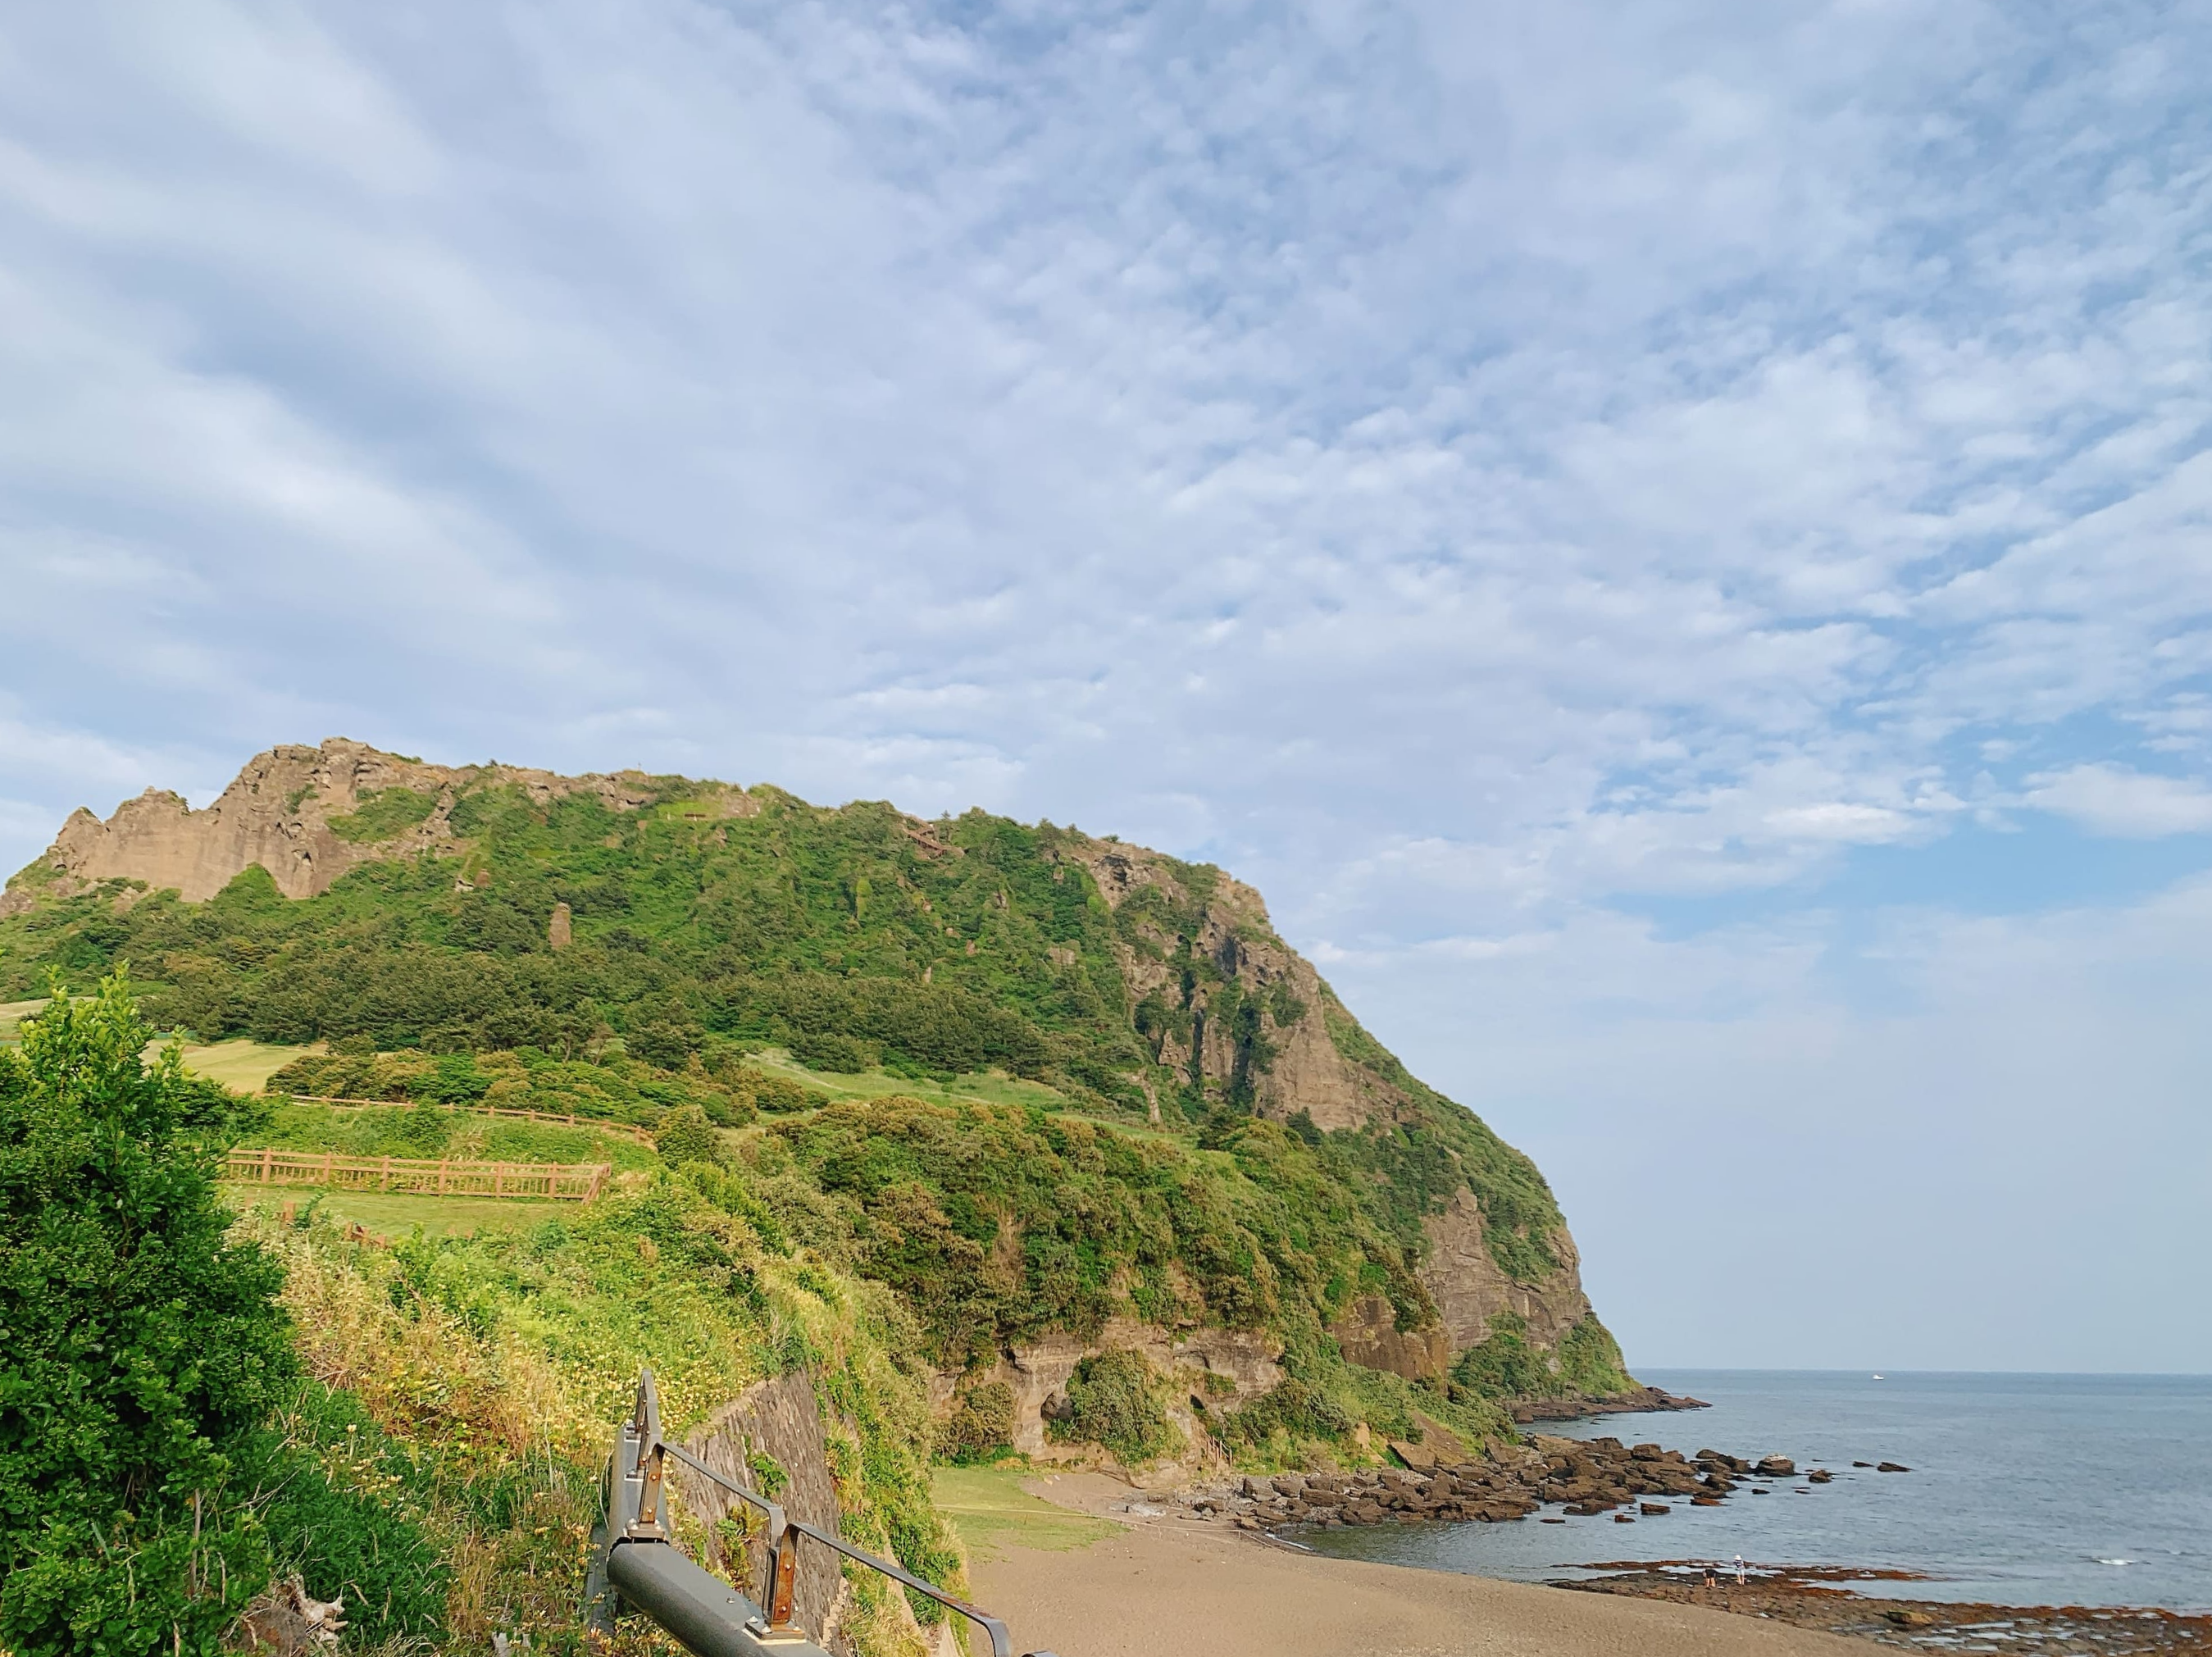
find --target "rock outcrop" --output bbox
[931,1318,1282,1464]
[0,738,755,915]
[1062,835,1605,1373]
[1418,1188,1594,1353]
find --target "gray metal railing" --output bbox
[587,1370,1053,1657]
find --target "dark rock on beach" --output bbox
[1207,1428,1826,1539]
[1558,1567,2212,1657]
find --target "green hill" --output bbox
[0,740,1635,1454]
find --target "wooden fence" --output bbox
[227,1148,611,1201]
[281,1095,657,1146]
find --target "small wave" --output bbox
[2095,1558,2133,1568]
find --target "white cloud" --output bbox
[2023,762,2212,837]
[0,0,2208,1365]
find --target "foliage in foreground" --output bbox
[0,979,298,1656]
[245,1164,964,1650]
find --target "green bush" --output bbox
[0,975,298,1657]
[1449,1310,1551,1400]
[935,1384,1017,1463]
[1217,1377,1351,1447]
[1045,1350,1177,1465]
[1552,1315,1632,1396]
[325,788,439,844]
[656,1104,723,1168]
[787,1029,872,1072]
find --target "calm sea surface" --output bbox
[1295,1371,2212,1611]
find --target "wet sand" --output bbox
[967,1474,1869,1657]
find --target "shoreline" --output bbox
[1555,1565,2212,1655]
[965,1472,1872,1657]
[957,1471,2210,1657]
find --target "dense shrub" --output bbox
[656,1104,723,1169]
[935,1383,1017,1463]
[0,976,298,1657]
[787,1029,872,1072]
[1217,1377,1352,1447]
[1045,1350,1177,1465]
[1448,1310,1550,1400]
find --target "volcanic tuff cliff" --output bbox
[2,740,1625,1403]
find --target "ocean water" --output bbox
[1295,1371,2212,1612]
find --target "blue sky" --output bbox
[2,0,2207,1371]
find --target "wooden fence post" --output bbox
[380,1156,391,1190]
[438,1159,448,1195]
[261,1147,273,1184]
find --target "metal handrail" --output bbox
[592,1369,1051,1657]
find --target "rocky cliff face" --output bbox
[1063,836,1600,1364]
[6,740,1612,1393]
[0,739,753,915]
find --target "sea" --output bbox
[1295,1371,2212,1612]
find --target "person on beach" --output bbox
[1703,1565,1718,1589]
[1735,1555,1747,1586]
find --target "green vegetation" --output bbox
[1045,1350,1176,1465]
[247,1099,660,1172]
[759,1096,1435,1368]
[263,1045,789,1129]
[0,785,1572,1293]
[1449,1311,1631,1404]
[0,978,385,1657]
[327,786,439,844]
[236,1150,963,1649]
[2,767,1624,1502]
[928,1465,1122,1561]
[935,1383,1017,1463]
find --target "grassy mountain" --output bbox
[1,740,1633,1443]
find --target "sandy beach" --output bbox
[956,1472,1869,1657]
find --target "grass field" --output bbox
[930,1465,1124,1562]
[223,1186,565,1239]
[175,1037,317,1091]
[747,1047,1072,1113]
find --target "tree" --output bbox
[0,974,297,1657]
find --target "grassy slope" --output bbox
[929,1466,1122,1561]
[239,1183,963,1657]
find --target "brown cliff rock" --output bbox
[1331,1293,1452,1381]
[1418,1186,1594,1353]
[930,1318,1281,1466]
[2,738,755,911]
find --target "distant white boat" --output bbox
[1872,1373,1883,1380]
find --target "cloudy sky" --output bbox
[3,1,2208,1372]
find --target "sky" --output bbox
[1,0,2207,1373]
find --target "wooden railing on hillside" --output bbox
[278,1095,657,1145]
[226,1149,610,1200]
